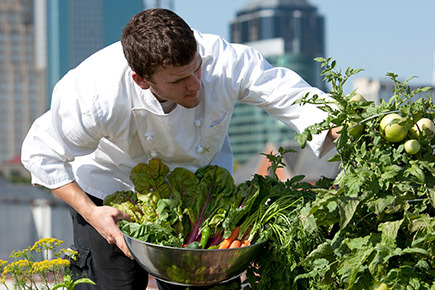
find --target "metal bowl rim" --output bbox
[122,231,267,252]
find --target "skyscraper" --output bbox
[0,0,46,165]
[0,0,144,173]
[45,0,144,107]
[228,0,325,164]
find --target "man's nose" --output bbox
[186,73,201,91]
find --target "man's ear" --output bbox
[132,72,151,90]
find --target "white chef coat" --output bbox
[21,30,330,200]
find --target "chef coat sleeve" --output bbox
[21,72,106,189]
[228,42,333,157]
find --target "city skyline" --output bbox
[0,0,145,166]
[176,0,435,91]
[1,0,434,167]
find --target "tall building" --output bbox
[0,0,144,174]
[228,0,325,164]
[0,0,46,165]
[45,0,144,107]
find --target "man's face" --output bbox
[134,52,203,109]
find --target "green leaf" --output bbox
[103,190,144,223]
[337,196,359,229]
[73,278,96,287]
[167,167,199,200]
[368,244,394,279]
[302,241,334,263]
[338,247,374,288]
[378,219,403,247]
[130,159,172,198]
[428,187,435,209]
[380,165,403,180]
[404,163,426,183]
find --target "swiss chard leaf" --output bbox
[181,165,237,244]
[103,190,144,223]
[130,159,172,198]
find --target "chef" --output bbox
[21,8,337,290]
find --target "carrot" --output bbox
[241,239,251,247]
[229,239,241,248]
[218,226,241,249]
[218,239,231,249]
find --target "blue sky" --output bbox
[174,0,435,93]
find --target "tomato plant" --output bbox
[293,57,435,289]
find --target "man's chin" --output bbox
[181,95,201,108]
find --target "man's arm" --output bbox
[52,181,133,259]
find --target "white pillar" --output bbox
[32,199,52,259]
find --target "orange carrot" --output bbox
[218,239,231,249]
[229,239,241,248]
[241,239,251,247]
[218,226,241,249]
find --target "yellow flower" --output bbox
[10,248,30,258]
[4,259,33,278]
[31,258,69,274]
[30,237,63,252]
[0,238,88,289]
[0,260,7,285]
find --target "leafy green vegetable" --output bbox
[182,165,237,244]
[104,159,185,246]
[103,190,144,223]
[104,159,263,248]
[131,159,173,199]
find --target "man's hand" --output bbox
[87,205,133,259]
[52,181,133,259]
[328,126,342,140]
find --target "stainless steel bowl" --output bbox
[123,233,266,286]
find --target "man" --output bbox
[21,8,336,290]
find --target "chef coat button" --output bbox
[151,151,157,158]
[144,132,153,141]
[194,119,201,127]
[197,145,204,153]
[140,111,147,117]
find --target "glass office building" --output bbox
[46,0,144,107]
[228,0,325,164]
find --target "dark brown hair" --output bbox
[121,9,197,80]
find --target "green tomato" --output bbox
[373,282,389,290]
[409,117,435,138]
[348,122,364,138]
[348,93,366,102]
[404,139,421,155]
[380,114,407,143]
[380,113,401,133]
